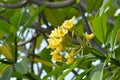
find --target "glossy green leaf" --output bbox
[87,0,103,12]
[1,66,13,80]
[99,0,110,16]
[12,71,27,78]
[90,63,104,80]
[14,57,30,74]
[93,13,107,43]
[112,68,120,80]
[111,15,120,51]
[0,30,4,39]
[0,20,10,33]
[90,47,106,59]
[115,46,120,59]
[117,29,120,42]
[1,9,19,19]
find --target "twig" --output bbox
[17,34,38,46]
[30,37,36,73]
[40,12,51,27]
[77,3,91,34]
[0,16,11,24]
[0,0,30,8]
[32,0,76,8]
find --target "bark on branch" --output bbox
[31,0,76,8]
[0,0,30,8]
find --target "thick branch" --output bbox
[0,0,30,8]
[30,22,53,34]
[32,0,76,8]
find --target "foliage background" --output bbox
[0,0,120,80]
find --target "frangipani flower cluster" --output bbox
[47,16,94,64]
[47,17,75,64]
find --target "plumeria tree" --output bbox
[0,0,120,80]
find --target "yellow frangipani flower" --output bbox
[49,27,68,38]
[50,50,58,55]
[66,50,75,64]
[48,43,63,50]
[62,16,75,29]
[52,52,62,62]
[47,38,62,46]
[66,57,74,64]
[85,32,94,41]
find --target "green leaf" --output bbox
[1,66,13,80]
[0,20,10,33]
[30,73,41,80]
[0,64,10,75]
[36,36,43,50]
[112,68,120,80]
[93,13,107,43]
[0,44,13,60]
[89,47,105,59]
[21,6,45,34]
[86,0,103,12]
[73,20,84,36]
[34,58,57,67]
[75,67,93,80]
[58,57,88,80]
[90,63,104,80]
[44,8,65,27]
[39,48,52,73]
[10,7,26,32]
[43,64,70,80]
[12,71,27,78]
[111,0,120,8]
[1,9,18,19]
[111,15,120,51]
[14,57,30,74]
[76,0,81,3]
[99,0,110,16]
[0,30,4,39]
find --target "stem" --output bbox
[14,35,18,63]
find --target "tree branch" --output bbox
[77,2,105,53]
[17,34,38,46]
[30,22,53,34]
[77,3,91,34]
[0,0,30,8]
[32,0,76,8]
